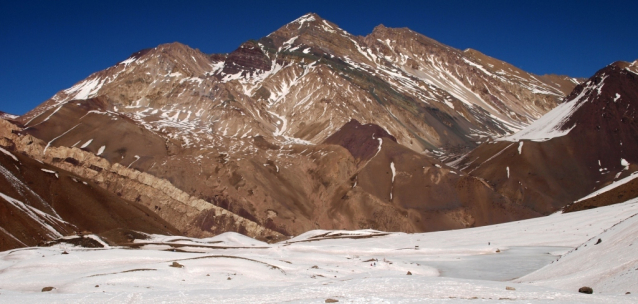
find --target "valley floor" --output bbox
[1,199,638,303]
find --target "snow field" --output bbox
[1,198,637,303]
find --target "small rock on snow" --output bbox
[579,286,593,294]
[169,262,184,268]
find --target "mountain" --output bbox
[19,13,579,154]
[454,60,638,214]
[1,13,586,249]
[0,111,17,120]
[0,121,180,251]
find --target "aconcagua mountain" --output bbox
[1,13,588,250]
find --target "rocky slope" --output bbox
[0,119,283,251]
[1,13,588,250]
[0,111,17,121]
[19,13,579,155]
[0,121,179,251]
[454,60,638,214]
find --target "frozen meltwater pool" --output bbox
[422,246,570,281]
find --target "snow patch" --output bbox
[80,139,93,149]
[63,77,105,100]
[119,57,136,66]
[499,80,595,142]
[519,205,638,294]
[390,162,396,183]
[576,171,638,202]
[40,169,58,178]
[292,14,316,29]
[0,147,18,162]
[0,192,66,238]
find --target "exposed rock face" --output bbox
[454,61,638,214]
[0,119,283,250]
[0,13,591,250]
[0,132,179,250]
[324,119,397,162]
[324,123,537,232]
[222,41,272,76]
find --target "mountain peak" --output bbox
[372,24,387,32]
[609,60,631,69]
[119,41,196,64]
[288,13,324,28]
[0,110,18,120]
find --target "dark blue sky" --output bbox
[1,0,636,115]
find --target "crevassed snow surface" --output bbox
[1,201,637,303]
